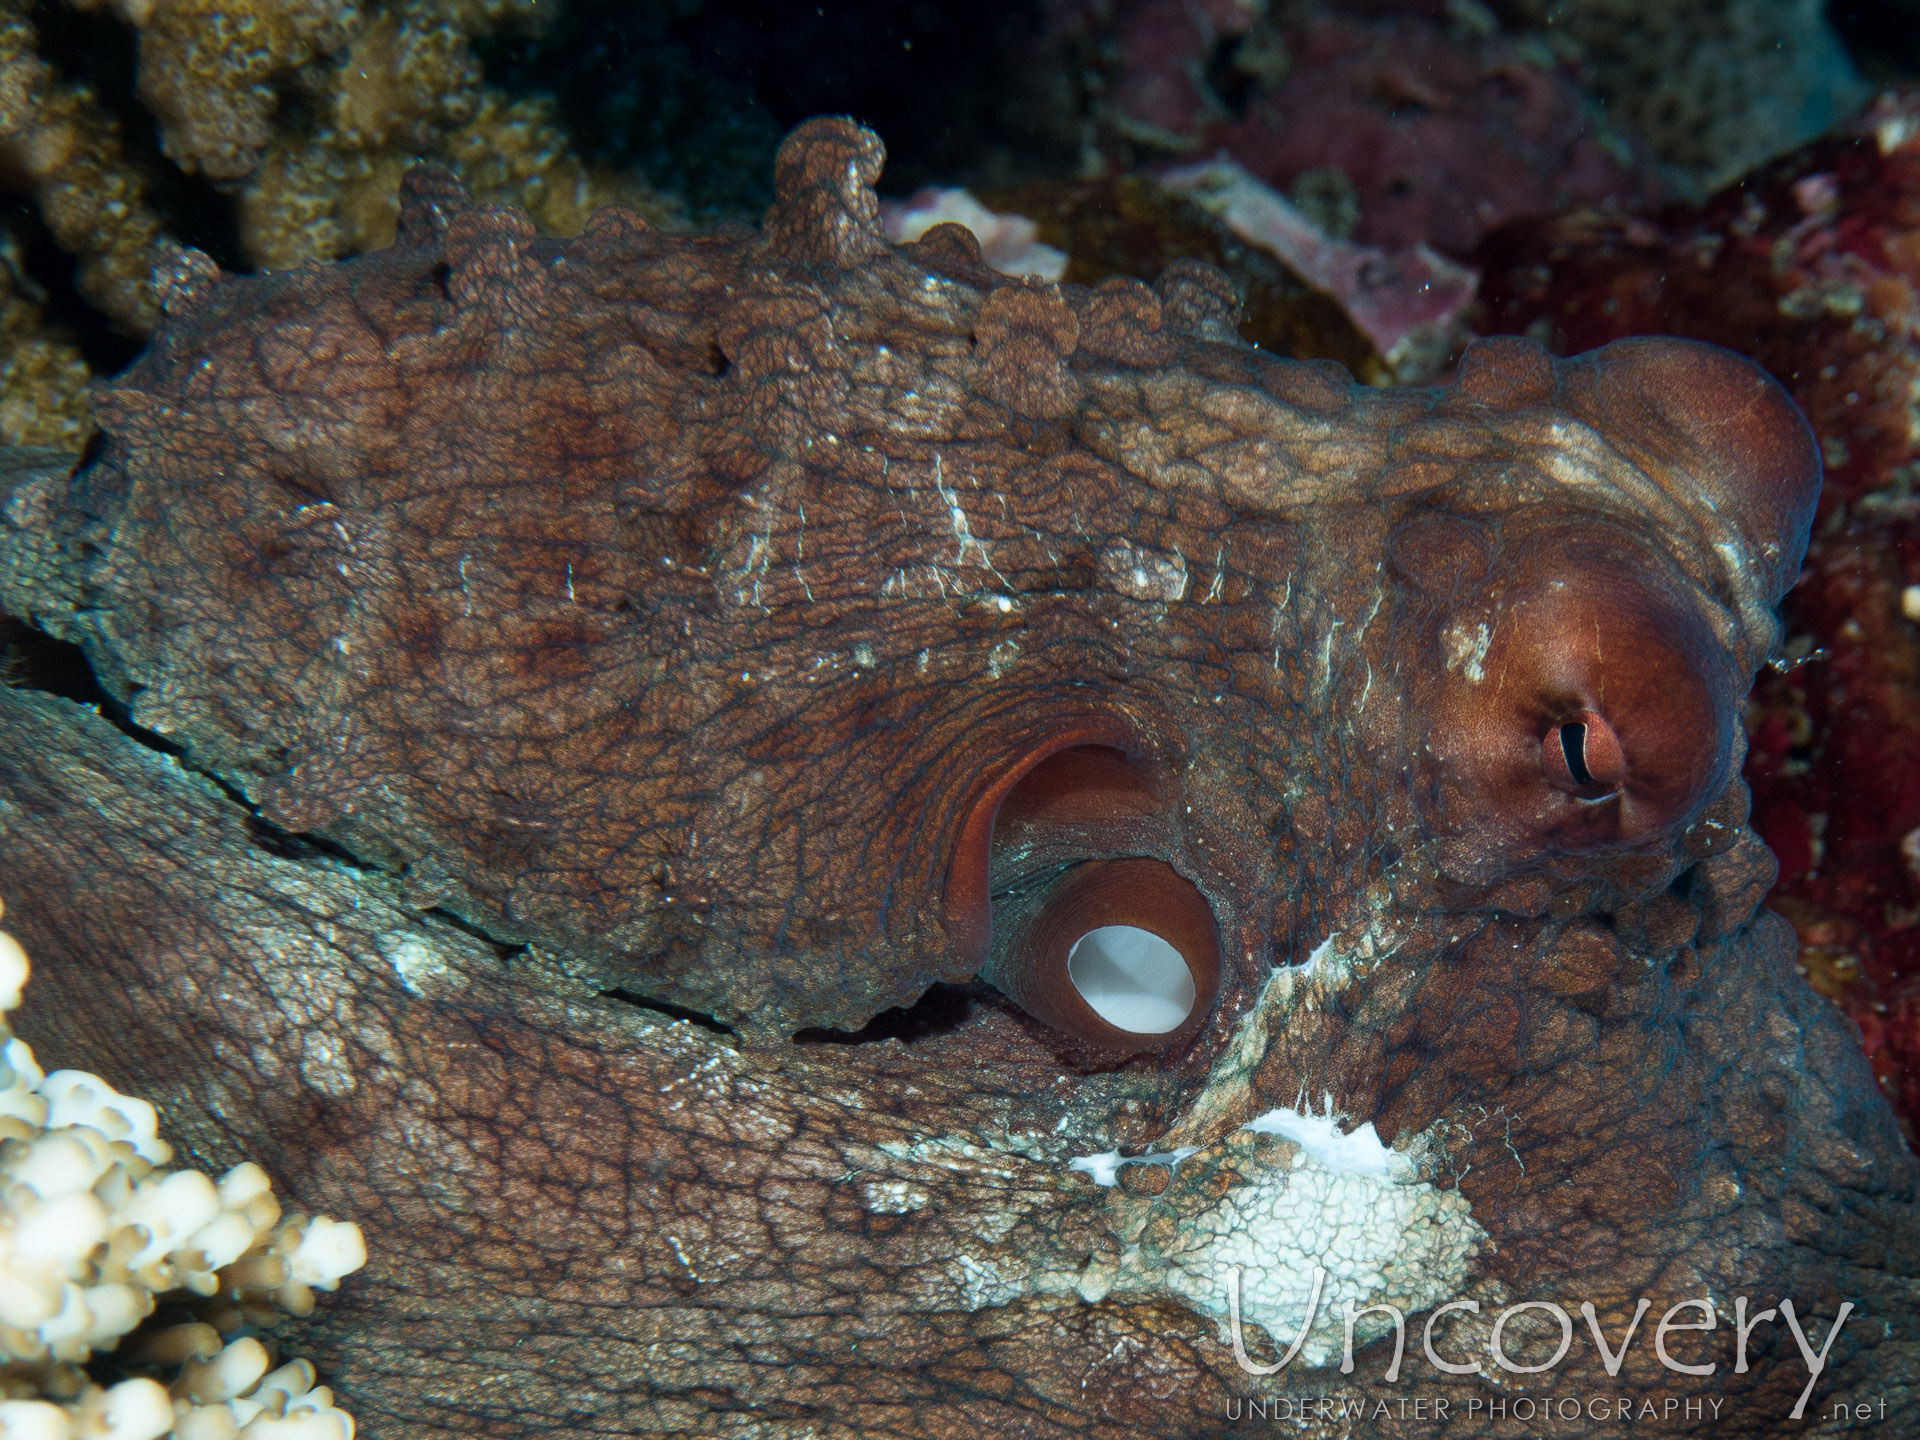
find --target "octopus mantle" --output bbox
[0,119,1913,1437]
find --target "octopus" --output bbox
[0,118,1914,1437]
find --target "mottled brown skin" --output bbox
[0,120,1915,1436]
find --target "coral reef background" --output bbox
[0,905,369,1437]
[0,0,1885,422]
[2,0,1918,1143]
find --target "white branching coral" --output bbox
[0,901,367,1440]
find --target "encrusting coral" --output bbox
[1,0,665,337]
[228,0,650,271]
[1053,0,1665,255]
[0,900,366,1439]
[63,0,359,185]
[0,236,91,451]
[0,0,170,332]
[1054,0,1873,256]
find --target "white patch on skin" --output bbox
[298,1032,357,1098]
[1286,913,1399,990]
[666,1235,701,1282]
[1069,1151,1126,1186]
[877,1136,1019,1179]
[1042,894,1481,1364]
[1442,619,1492,682]
[952,1254,1026,1311]
[862,1179,929,1213]
[943,491,990,568]
[1099,542,1189,601]
[885,895,1479,1366]
[934,454,995,574]
[386,938,445,998]
[734,512,776,610]
[1157,1122,1483,1366]
[1241,1105,1409,1181]
[1067,1147,1200,1187]
[987,638,1019,678]
[793,500,813,601]
[1142,896,1410,1150]
[1060,1109,1484,1365]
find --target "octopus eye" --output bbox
[1429,537,1734,856]
[986,857,1221,1051]
[1543,710,1626,797]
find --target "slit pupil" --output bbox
[1561,722,1595,787]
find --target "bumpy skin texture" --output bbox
[0,120,1915,1436]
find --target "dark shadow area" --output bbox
[27,0,246,272]
[601,987,737,1036]
[1830,0,1920,82]
[3,199,147,378]
[238,813,381,873]
[792,980,985,1045]
[0,611,118,716]
[477,0,1077,218]
[14,0,245,377]
[1,611,376,878]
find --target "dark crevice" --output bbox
[0,613,117,714]
[26,0,246,272]
[233,799,386,875]
[74,429,105,473]
[601,988,736,1036]
[1830,0,1920,82]
[16,0,245,372]
[1203,34,1256,119]
[241,814,378,872]
[2,611,665,997]
[4,198,146,377]
[425,905,527,961]
[792,981,986,1045]
[0,613,239,808]
[1,612,385,876]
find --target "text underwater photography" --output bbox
[1206,1263,1900,1430]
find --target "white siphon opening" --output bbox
[1066,925,1196,1034]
